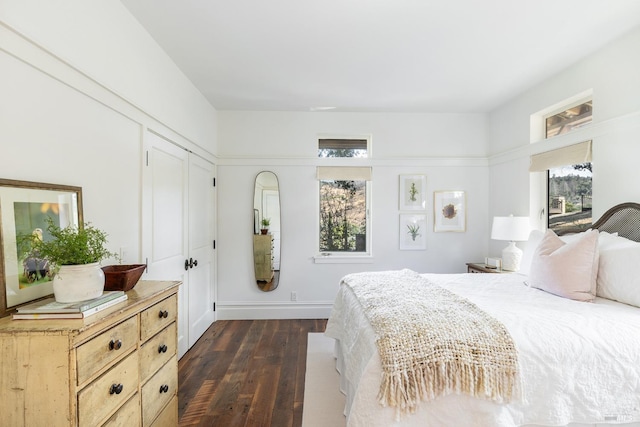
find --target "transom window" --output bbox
[318,138,368,158]
[545,101,592,138]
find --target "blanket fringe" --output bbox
[377,361,518,416]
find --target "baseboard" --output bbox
[217,302,333,320]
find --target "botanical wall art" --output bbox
[399,175,426,211]
[434,190,466,232]
[399,214,427,250]
[0,179,83,316]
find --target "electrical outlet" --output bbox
[291,291,297,302]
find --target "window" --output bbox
[316,137,371,259]
[545,101,592,138]
[317,167,371,256]
[547,163,592,233]
[318,138,367,158]
[530,141,592,234]
[319,179,367,252]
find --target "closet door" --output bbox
[187,154,215,347]
[142,130,216,358]
[142,131,190,357]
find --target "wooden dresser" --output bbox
[0,280,180,427]
[253,234,274,281]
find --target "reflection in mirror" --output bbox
[253,172,281,291]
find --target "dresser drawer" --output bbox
[102,393,141,427]
[78,352,139,426]
[150,395,178,427]
[141,357,178,426]
[151,396,178,427]
[139,322,177,382]
[77,316,138,384]
[140,295,177,341]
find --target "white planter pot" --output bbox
[52,262,105,303]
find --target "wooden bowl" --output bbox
[102,264,146,292]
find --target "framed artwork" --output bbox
[434,191,466,232]
[399,214,427,250]
[399,175,426,211]
[0,179,83,317]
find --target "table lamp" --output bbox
[491,215,530,271]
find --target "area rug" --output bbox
[301,333,346,427]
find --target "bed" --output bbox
[325,203,640,427]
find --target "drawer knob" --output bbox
[108,339,122,351]
[159,384,169,393]
[158,344,168,353]
[158,310,169,319]
[109,383,124,395]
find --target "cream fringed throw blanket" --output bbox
[341,269,518,415]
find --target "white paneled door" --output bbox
[142,130,215,358]
[187,154,215,347]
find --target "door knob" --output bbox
[185,258,198,269]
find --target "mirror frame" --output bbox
[253,171,281,291]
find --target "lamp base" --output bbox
[501,241,523,271]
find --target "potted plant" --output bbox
[260,217,271,234]
[24,217,117,302]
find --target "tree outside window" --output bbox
[319,180,366,252]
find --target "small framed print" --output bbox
[399,175,426,211]
[399,214,427,250]
[434,191,466,232]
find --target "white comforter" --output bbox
[325,272,640,427]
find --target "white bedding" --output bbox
[325,272,640,427]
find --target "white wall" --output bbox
[216,112,490,319]
[0,3,217,268]
[487,25,640,255]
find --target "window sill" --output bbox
[313,254,374,264]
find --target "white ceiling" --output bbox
[120,0,640,113]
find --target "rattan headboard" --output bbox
[591,202,640,242]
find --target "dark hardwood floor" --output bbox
[177,319,328,426]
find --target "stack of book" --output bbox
[12,291,128,320]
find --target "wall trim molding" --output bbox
[217,156,489,167]
[0,20,217,163]
[488,109,640,167]
[217,302,333,320]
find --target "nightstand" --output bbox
[466,262,509,274]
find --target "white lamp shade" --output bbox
[491,216,531,242]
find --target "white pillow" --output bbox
[519,230,544,276]
[597,246,640,306]
[596,232,637,251]
[527,229,599,302]
[519,229,613,276]
[560,230,617,245]
[596,235,640,306]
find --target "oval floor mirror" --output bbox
[253,171,281,291]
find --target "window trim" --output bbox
[544,100,593,139]
[316,135,373,263]
[546,163,593,233]
[529,90,592,143]
[317,133,372,158]
[315,178,372,262]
